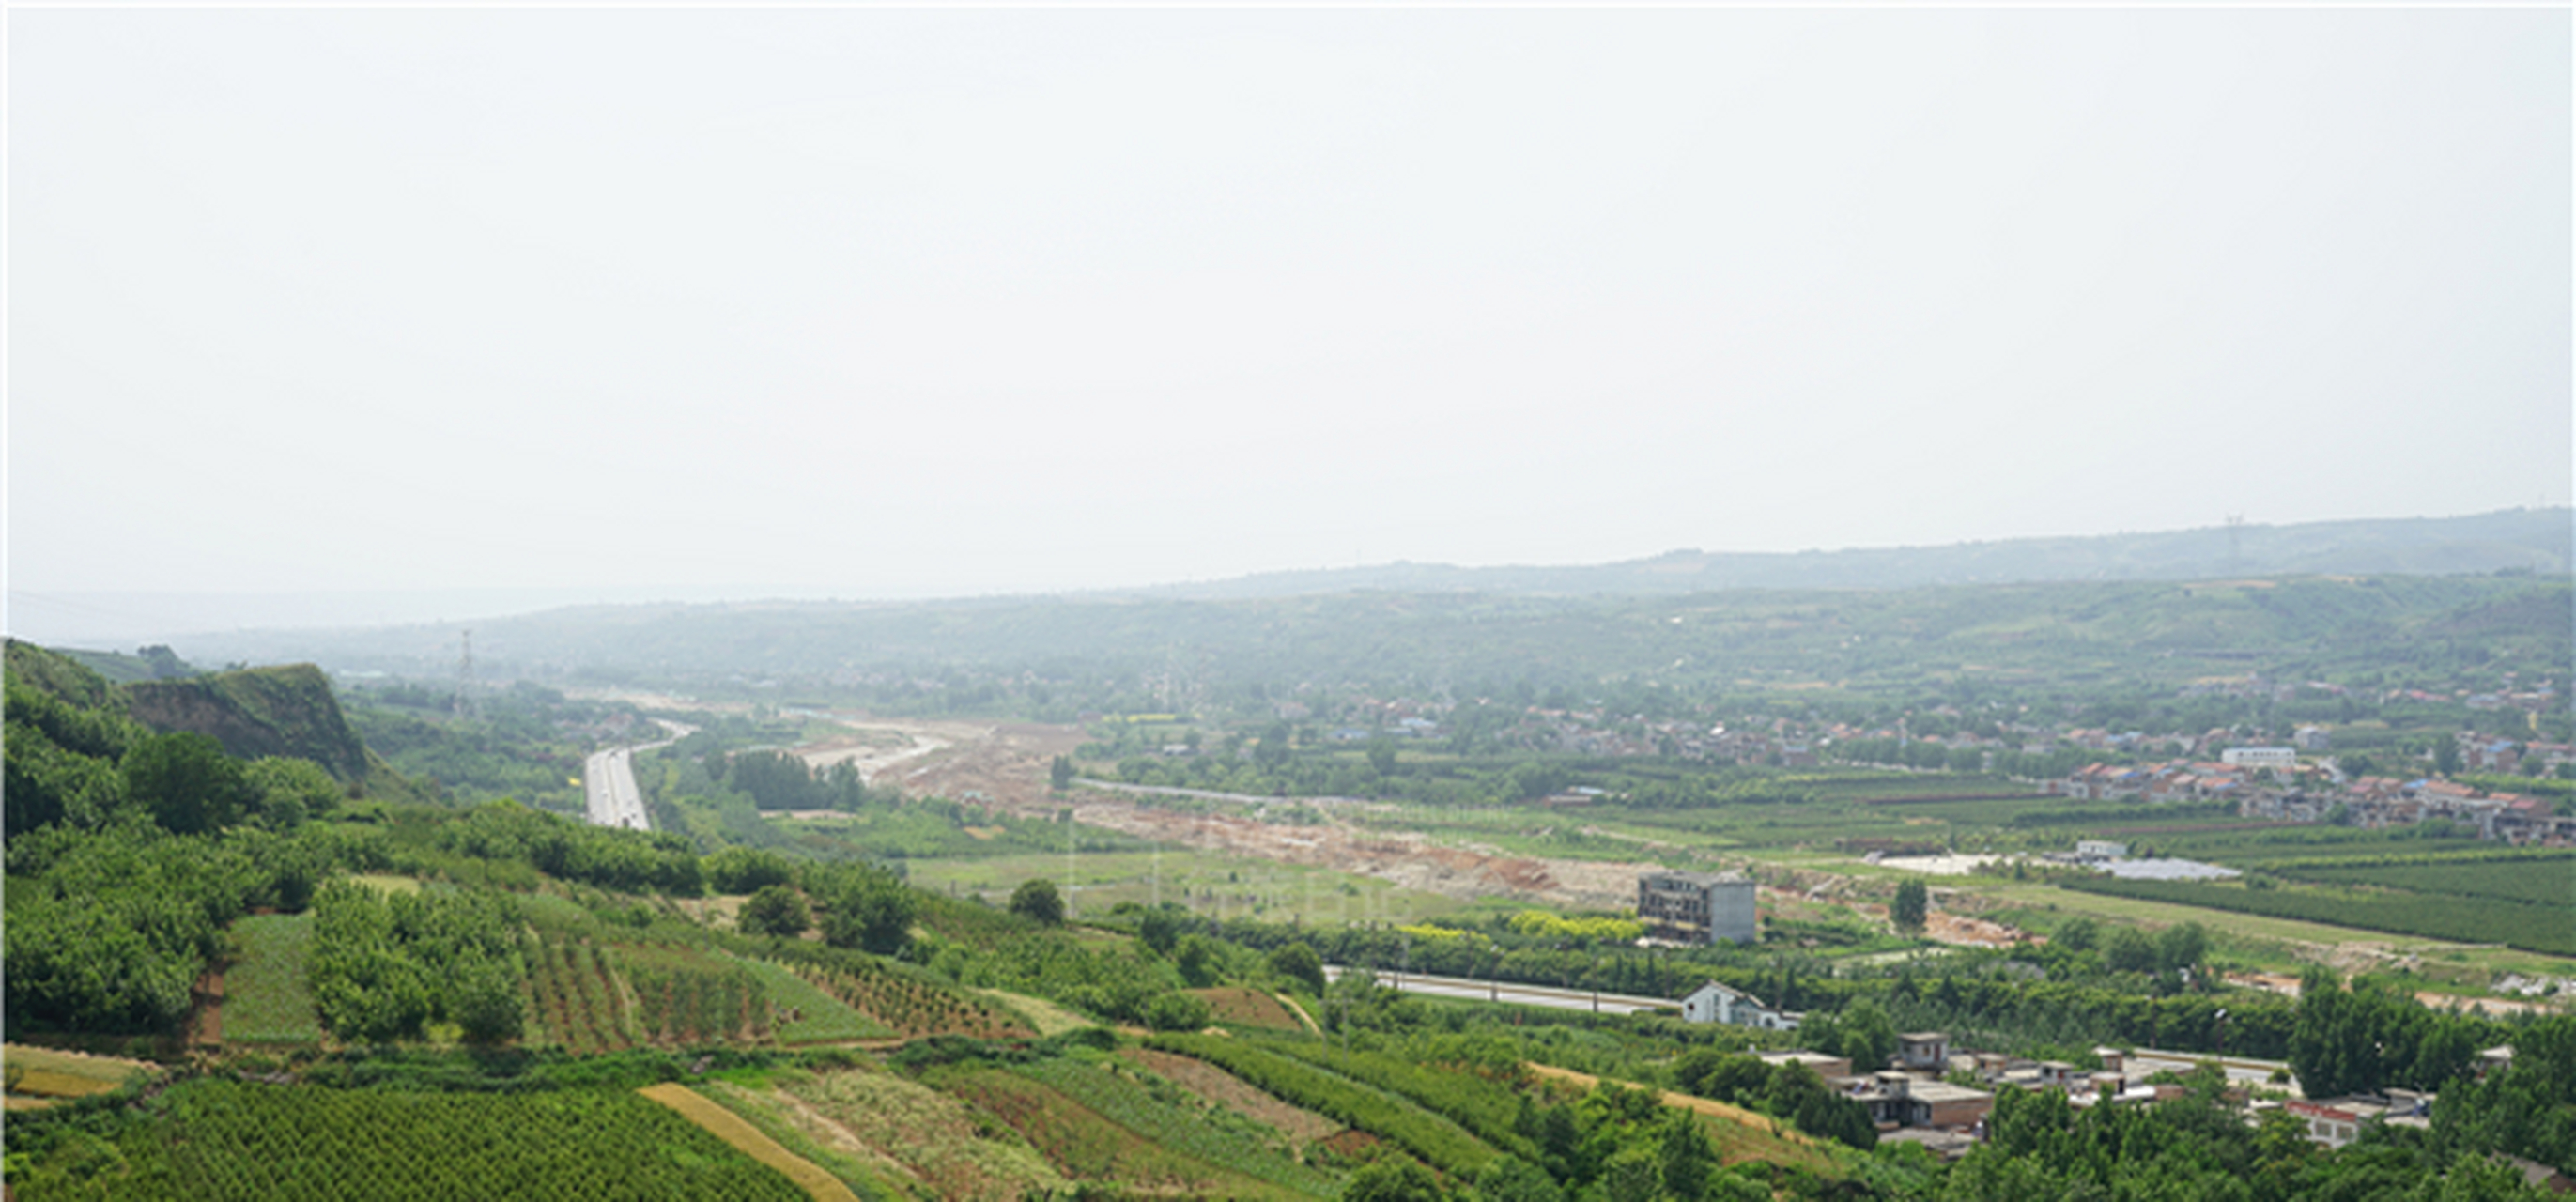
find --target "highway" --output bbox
[582,720,695,832]
[1323,964,1679,1016]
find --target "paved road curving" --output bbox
[1322,964,1676,1015]
[583,719,695,832]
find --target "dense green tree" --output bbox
[2290,966,2503,1101]
[1466,1156,1561,1202]
[1176,934,1219,987]
[3,719,127,834]
[1367,735,1399,778]
[1255,721,1294,769]
[1656,1112,1717,1199]
[451,957,526,1045]
[439,801,704,894]
[1137,904,1184,955]
[2054,917,2101,952]
[1837,995,1900,1071]
[1595,1148,1659,1200]
[2157,922,2210,976]
[2430,1015,2576,1176]
[122,732,260,834]
[310,881,524,1044]
[706,846,796,893]
[2106,925,2160,974]
[1010,878,1065,926]
[727,750,822,810]
[816,867,917,956]
[245,756,344,826]
[1143,991,1211,1032]
[1891,879,1928,932]
[740,885,810,938]
[1271,941,1326,994]
[1344,1159,1444,1202]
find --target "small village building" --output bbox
[1856,1072,1995,1131]
[1679,979,1798,1030]
[2286,1099,2385,1149]
[2222,747,2298,770]
[2506,1157,2575,1194]
[1898,1032,1951,1073]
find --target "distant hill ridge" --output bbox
[1124,508,2571,600]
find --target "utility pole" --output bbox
[454,630,477,718]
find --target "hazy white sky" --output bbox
[10,7,2570,611]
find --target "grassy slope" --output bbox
[222,914,321,1044]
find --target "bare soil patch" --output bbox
[1313,1130,1385,1161]
[844,718,1663,909]
[189,967,225,1048]
[1193,988,1303,1032]
[1924,911,2034,948]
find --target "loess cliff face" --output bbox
[123,664,371,782]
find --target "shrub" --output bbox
[1144,992,1212,1032]
[739,886,810,939]
[1009,879,1063,926]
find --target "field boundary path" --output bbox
[584,719,695,831]
[1274,991,1321,1035]
[638,1082,857,1202]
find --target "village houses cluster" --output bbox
[2047,733,2575,846]
[1671,986,2529,1167]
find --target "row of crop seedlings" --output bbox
[530,936,642,1054]
[1256,1036,1536,1162]
[92,1077,810,1200]
[1146,1033,1499,1179]
[789,959,1026,1040]
[623,943,769,1046]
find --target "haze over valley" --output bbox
[7,7,2571,1200]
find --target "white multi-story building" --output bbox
[2221,747,2297,770]
[1639,871,1757,945]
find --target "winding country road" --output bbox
[583,719,695,832]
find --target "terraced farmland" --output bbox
[934,1064,1319,1198]
[736,958,893,1043]
[772,1064,1068,1201]
[528,936,640,1053]
[5,1077,811,1200]
[782,957,1029,1041]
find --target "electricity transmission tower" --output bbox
[454,630,477,718]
